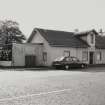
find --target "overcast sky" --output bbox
[0,0,105,38]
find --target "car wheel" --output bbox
[81,64,85,68]
[65,65,69,70]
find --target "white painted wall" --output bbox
[31,30,44,43]
[95,49,105,64]
[30,30,51,66]
[87,33,95,47]
[12,43,43,66]
[47,47,89,66]
[0,61,12,66]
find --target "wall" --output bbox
[30,30,51,66]
[47,47,89,66]
[12,43,43,67]
[95,49,105,64]
[0,61,12,66]
[31,30,44,43]
[87,32,95,47]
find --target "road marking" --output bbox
[0,88,71,102]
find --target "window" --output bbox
[82,51,88,61]
[96,52,102,61]
[64,51,70,57]
[72,57,79,62]
[43,52,47,62]
[90,34,94,44]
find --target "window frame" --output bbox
[63,51,70,57]
[43,52,47,62]
[82,51,88,61]
[96,52,102,61]
[90,34,94,44]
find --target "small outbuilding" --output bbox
[0,43,43,67]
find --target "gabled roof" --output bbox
[27,28,89,48]
[75,29,105,49]
[27,28,105,49]
[74,29,98,36]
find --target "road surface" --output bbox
[0,67,104,105]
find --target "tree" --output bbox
[0,20,26,61]
[0,20,26,44]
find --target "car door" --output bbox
[71,57,79,67]
[66,57,74,67]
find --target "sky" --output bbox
[0,0,105,38]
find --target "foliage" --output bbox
[0,20,26,61]
[0,20,26,44]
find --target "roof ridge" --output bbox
[35,28,74,34]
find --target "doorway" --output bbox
[89,52,94,64]
[25,55,36,67]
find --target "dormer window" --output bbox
[90,34,94,44]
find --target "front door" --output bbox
[89,52,94,64]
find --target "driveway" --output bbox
[0,67,105,105]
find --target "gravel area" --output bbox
[0,68,104,105]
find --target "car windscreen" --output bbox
[54,56,65,61]
[72,57,79,62]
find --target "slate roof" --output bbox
[95,35,105,49]
[75,29,105,49]
[28,28,89,48]
[27,28,105,49]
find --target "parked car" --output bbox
[52,56,87,70]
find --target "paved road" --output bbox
[0,68,105,105]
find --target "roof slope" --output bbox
[27,28,105,49]
[36,28,89,48]
[95,35,105,49]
